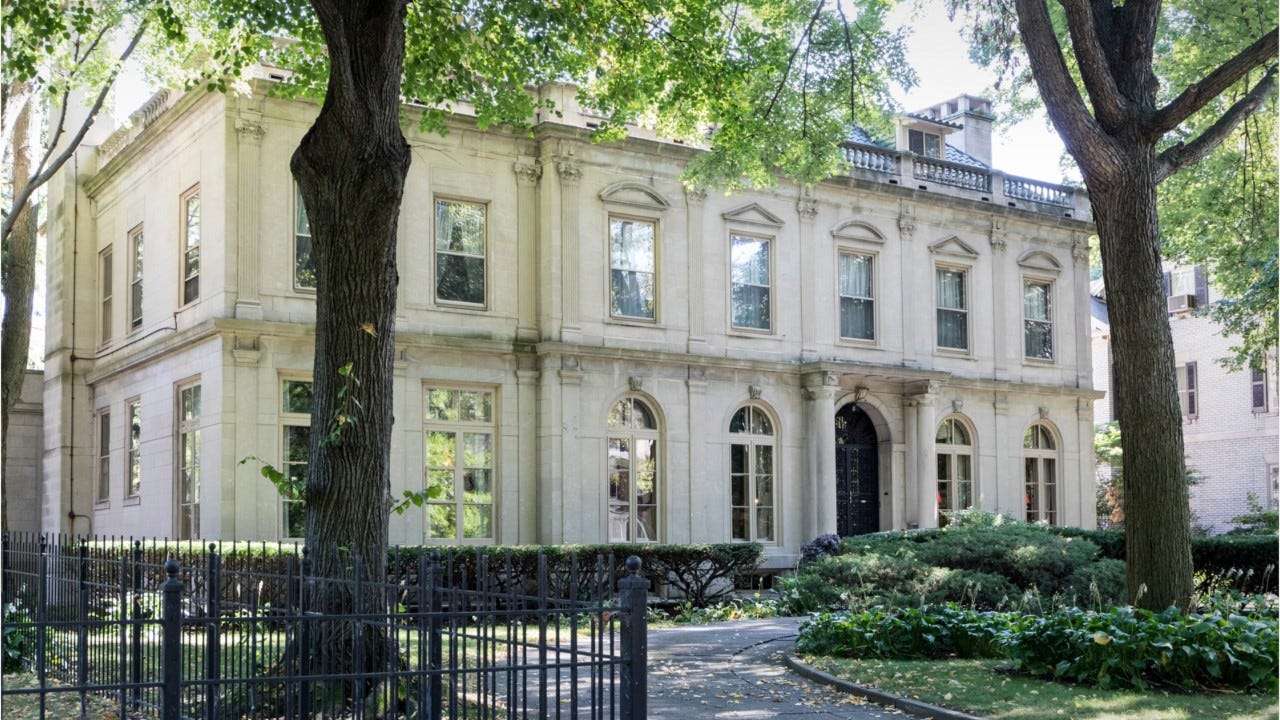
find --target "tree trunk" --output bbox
[2,86,37,535]
[293,0,410,586]
[1091,152,1194,611]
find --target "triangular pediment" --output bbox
[1017,249,1062,274]
[928,235,980,259]
[598,181,671,211]
[722,202,785,229]
[830,220,886,244]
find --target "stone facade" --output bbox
[1091,272,1279,533]
[5,370,44,534]
[43,81,1099,564]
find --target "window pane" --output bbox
[730,236,770,285]
[731,284,771,329]
[284,426,310,462]
[182,386,201,421]
[636,505,657,541]
[186,197,201,250]
[635,439,656,505]
[283,380,314,414]
[755,508,774,542]
[731,473,746,506]
[426,388,456,421]
[427,469,454,500]
[730,408,748,434]
[284,502,306,539]
[435,200,485,255]
[731,443,746,474]
[731,507,748,541]
[957,455,972,508]
[457,391,492,422]
[609,438,630,504]
[463,505,492,538]
[295,234,315,289]
[631,399,656,429]
[756,474,773,506]
[1024,282,1049,320]
[751,409,773,435]
[840,297,874,340]
[610,269,656,319]
[436,254,485,304]
[936,269,965,310]
[937,309,968,349]
[937,454,949,482]
[936,420,952,444]
[839,254,872,298]
[463,432,492,469]
[426,431,456,468]
[610,219,655,272]
[427,504,456,539]
[1025,321,1053,359]
[755,444,773,475]
[1024,458,1038,520]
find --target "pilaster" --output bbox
[514,160,542,342]
[797,194,820,361]
[233,118,265,320]
[989,217,1010,379]
[555,150,583,343]
[685,187,707,351]
[905,380,939,528]
[685,369,708,541]
[804,371,839,538]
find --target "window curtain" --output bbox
[936,269,967,348]
[839,254,873,339]
[731,236,770,329]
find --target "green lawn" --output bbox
[805,657,1278,720]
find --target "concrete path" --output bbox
[647,618,906,719]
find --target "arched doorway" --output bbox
[835,403,879,535]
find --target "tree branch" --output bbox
[0,20,149,245]
[1013,0,1122,182]
[1058,0,1129,128]
[1155,66,1277,183]
[761,0,824,122]
[1151,28,1278,136]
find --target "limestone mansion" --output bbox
[40,80,1099,566]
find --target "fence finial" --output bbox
[626,555,642,575]
[164,558,180,578]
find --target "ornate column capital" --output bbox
[684,186,707,205]
[513,161,542,186]
[234,119,265,145]
[1071,237,1090,266]
[554,157,582,185]
[797,199,819,223]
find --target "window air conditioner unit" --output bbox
[1167,294,1197,313]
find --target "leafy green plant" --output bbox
[797,605,1010,660]
[3,601,33,674]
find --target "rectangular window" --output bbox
[1023,280,1054,360]
[100,248,113,345]
[96,411,111,503]
[294,186,315,290]
[936,267,968,351]
[610,217,656,320]
[838,253,874,341]
[1269,465,1279,511]
[909,129,943,158]
[434,199,486,306]
[423,387,495,541]
[1251,366,1268,412]
[176,383,201,539]
[126,400,141,498]
[1177,362,1198,418]
[281,379,313,539]
[181,187,200,305]
[730,234,771,331]
[129,226,143,330]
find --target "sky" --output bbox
[890,7,1074,183]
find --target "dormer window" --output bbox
[909,129,943,159]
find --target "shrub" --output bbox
[798,534,844,569]
[1002,605,1279,693]
[924,569,1020,609]
[1190,535,1277,594]
[1065,558,1127,609]
[909,524,1102,599]
[797,605,1010,660]
[2,601,33,674]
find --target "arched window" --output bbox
[729,405,776,542]
[1024,423,1058,524]
[607,397,660,542]
[935,416,974,527]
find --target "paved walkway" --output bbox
[647,618,906,719]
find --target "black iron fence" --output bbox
[1,533,649,720]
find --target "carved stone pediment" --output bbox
[722,202,785,229]
[928,235,980,259]
[598,181,671,211]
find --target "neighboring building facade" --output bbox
[43,82,1099,565]
[4,370,45,535]
[1091,271,1279,533]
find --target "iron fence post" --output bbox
[427,554,443,720]
[36,535,48,720]
[161,558,183,720]
[77,539,89,712]
[205,545,221,720]
[618,555,649,720]
[130,540,143,710]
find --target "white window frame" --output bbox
[1023,423,1059,525]
[728,404,778,544]
[180,185,200,307]
[433,197,489,309]
[96,409,111,504]
[1251,365,1268,413]
[935,415,975,526]
[175,380,201,540]
[729,232,773,333]
[935,264,970,352]
[125,398,141,500]
[1022,277,1055,362]
[837,251,876,342]
[607,395,662,543]
[99,247,113,346]
[423,385,497,543]
[293,185,316,293]
[909,129,944,159]
[128,225,144,331]
[1177,362,1198,419]
[608,214,659,322]
[280,378,313,540]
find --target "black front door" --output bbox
[835,404,879,536]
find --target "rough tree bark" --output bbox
[292,0,410,586]
[1012,0,1277,610]
[2,85,38,535]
